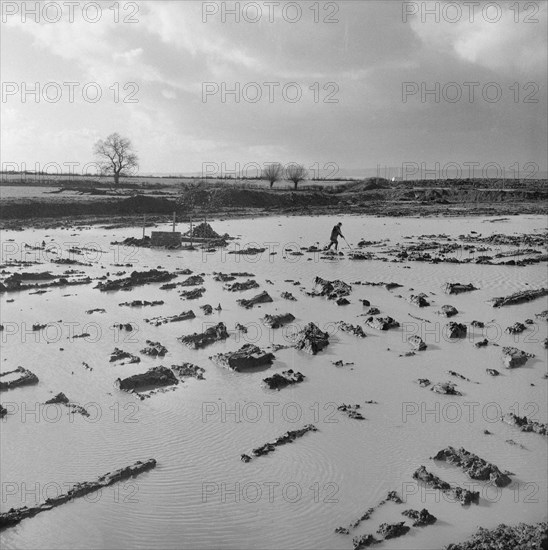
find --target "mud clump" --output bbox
[409,293,430,307]
[501,413,547,436]
[365,316,400,331]
[336,490,403,536]
[235,323,248,333]
[311,276,352,300]
[178,275,204,287]
[228,247,266,255]
[0,405,7,418]
[492,287,548,307]
[0,276,91,294]
[402,508,437,527]
[112,323,134,332]
[224,279,260,292]
[213,272,255,282]
[116,366,178,392]
[332,360,354,367]
[446,322,467,338]
[171,363,205,380]
[109,348,140,364]
[140,341,168,357]
[408,335,427,351]
[119,300,164,308]
[337,321,367,338]
[44,392,89,417]
[486,368,499,376]
[294,322,330,354]
[444,282,478,294]
[263,370,304,390]
[535,310,548,322]
[440,305,458,317]
[245,424,318,460]
[95,269,177,291]
[338,404,365,420]
[237,290,273,309]
[281,291,297,301]
[262,313,296,328]
[179,322,229,349]
[430,381,462,395]
[348,251,371,260]
[502,346,534,368]
[506,322,527,334]
[447,370,473,382]
[475,339,489,348]
[0,367,39,391]
[201,304,213,315]
[352,534,380,549]
[376,522,410,539]
[412,466,479,505]
[145,311,195,326]
[179,287,205,300]
[0,459,157,530]
[432,446,512,487]
[445,522,547,550]
[2,272,57,290]
[211,344,275,372]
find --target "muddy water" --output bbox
[0,214,547,549]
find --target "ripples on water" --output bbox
[1,215,547,549]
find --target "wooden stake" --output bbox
[190,212,193,248]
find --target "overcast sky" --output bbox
[1,0,547,177]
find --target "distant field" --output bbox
[0,173,356,193]
[0,174,546,207]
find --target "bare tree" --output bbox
[93,133,138,186]
[262,163,283,189]
[285,164,308,190]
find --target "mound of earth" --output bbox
[294,322,330,354]
[432,446,512,487]
[179,322,229,349]
[116,366,179,392]
[211,344,275,371]
[445,522,547,550]
[0,367,39,390]
[412,466,479,506]
[184,222,224,239]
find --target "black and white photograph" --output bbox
[1,1,547,549]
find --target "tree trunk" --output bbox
[294,181,298,190]
[114,172,120,186]
[270,181,274,189]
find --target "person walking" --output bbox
[325,222,344,251]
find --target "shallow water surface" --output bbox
[1,214,547,549]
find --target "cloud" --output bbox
[161,89,177,100]
[409,1,547,75]
[1,1,546,172]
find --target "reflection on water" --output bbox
[1,214,547,549]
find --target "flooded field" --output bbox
[1,214,547,549]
